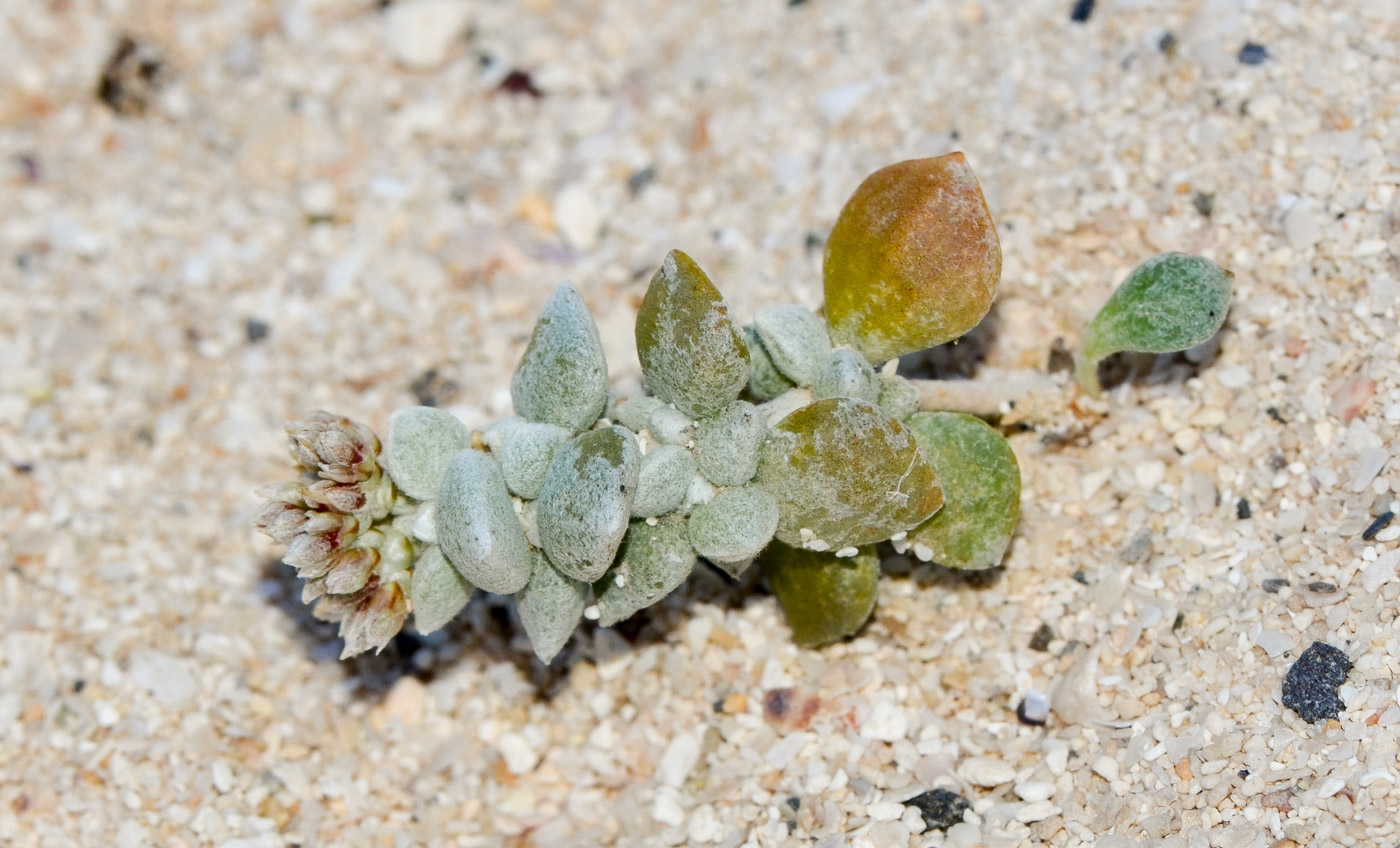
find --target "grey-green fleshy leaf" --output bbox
[385,407,472,500]
[613,394,665,434]
[903,412,1020,570]
[511,282,610,431]
[754,397,943,549]
[632,445,696,518]
[595,515,696,627]
[761,542,879,647]
[812,348,879,403]
[693,401,763,486]
[635,250,751,419]
[876,373,920,421]
[499,421,572,499]
[481,416,524,454]
[688,484,779,576]
[436,449,534,594]
[516,551,588,664]
[537,425,641,582]
[753,304,831,387]
[1076,252,1232,395]
[409,545,473,634]
[649,405,695,446]
[744,324,797,401]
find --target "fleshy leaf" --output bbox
[812,348,879,404]
[1076,252,1233,395]
[594,515,696,627]
[743,324,796,401]
[632,444,696,518]
[687,484,780,576]
[511,282,609,432]
[498,421,572,499]
[693,401,763,486]
[903,412,1020,570]
[537,425,641,582]
[409,545,473,634]
[876,372,920,421]
[635,250,751,419]
[823,153,1001,364]
[385,407,472,500]
[753,397,943,549]
[761,542,879,647]
[436,449,534,594]
[752,305,831,387]
[516,551,588,664]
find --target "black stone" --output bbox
[1362,511,1393,541]
[1236,498,1251,519]
[1192,192,1214,218]
[1070,0,1094,23]
[1281,641,1351,724]
[1238,42,1269,65]
[1261,577,1289,593]
[245,318,270,344]
[1029,622,1054,652]
[904,788,971,832]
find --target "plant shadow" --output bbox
[896,301,1003,380]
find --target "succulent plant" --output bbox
[255,153,1232,659]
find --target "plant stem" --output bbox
[909,369,1064,420]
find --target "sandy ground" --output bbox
[3,1,1400,846]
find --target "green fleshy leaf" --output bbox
[511,283,610,432]
[409,545,473,634]
[537,425,641,582]
[516,551,587,664]
[687,484,780,576]
[903,412,1020,570]
[876,373,920,421]
[498,422,572,499]
[752,305,831,386]
[632,444,696,518]
[436,449,534,594]
[753,398,943,549]
[385,407,472,500]
[761,542,879,647]
[613,394,664,434]
[635,250,751,419]
[594,515,696,627]
[743,325,797,401]
[1076,252,1233,395]
[693,401,763,486]
[823,153,1001,364]
[812,348,879,404]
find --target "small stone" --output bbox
[1014,781,1053,803]
[903,788,971,832]
[1016,800,1058,823]
[1261,577,1289,593]
[1117,529,1152,564]
[1028,623,1054,652]
[1281,641,1352,723]
[1016,689,1050,726]
[127,650,197,710]
[652,786,685,826]
[860,699,909,742]
[554,185,602,251]
[866,801,906,822]
[959,756,1016,787]
[1238,42,1269,65]
[658,732,701,787]
[298,180,337,220]
[1091,755,1119,781]
[1255,629,1295,659]
[384,0,471,70]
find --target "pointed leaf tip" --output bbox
[823,154,1001,364]
[1076,252,1232,395]
[511,282,609,432]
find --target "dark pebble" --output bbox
[785,796,801,812]
[1306,581,1337,594]
[627,165,656,195]
[410,368,459,407]
[1362,511,1393,541]
[1029,622,1054,652]
[1236,498,1251,519]
[1238,42,1269,65]
[1046,337,1074,374]
[903,788,971,832]
[245,318,270,344]
[1261,578,1289,593]
[1158,32,1177,55]
[1070,0,1094,23]
[496,69,543,98]
[1072,570,1090,585]
[1016,698,1048,726]
[1281,641,1351,723]
[1118,530,1153,564]
[1192,192,1214,218]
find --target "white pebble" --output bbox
[1361,551,1399,592]
[1284,201,1322,251]
[945,822,983,848]
[554,185,602,251]
[497,732,540,776]
[1091,756,1120,782]
[1317,777,1346,798]
[1254,629,1295,659]
[817,82,871,123]
[652,786,686,826]
[298,180,336,219]
[1045,745,1069,776]
[1134,460,1166,489]
[658,732,701,787]
[765,733,807,770]
[866,800,906,822]
[1215,365,1251,389]
[384,0,471,70]
[1013,780,1054,803]
[211,760,235,793]
[127,650,197,710]
[860,700,909,742]
[1016,800,1058,823]
[959,756,1016,787]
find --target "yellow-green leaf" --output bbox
[823,153,1001,364]
[761,542,879,647]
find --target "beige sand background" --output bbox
[3,1,1399,846]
